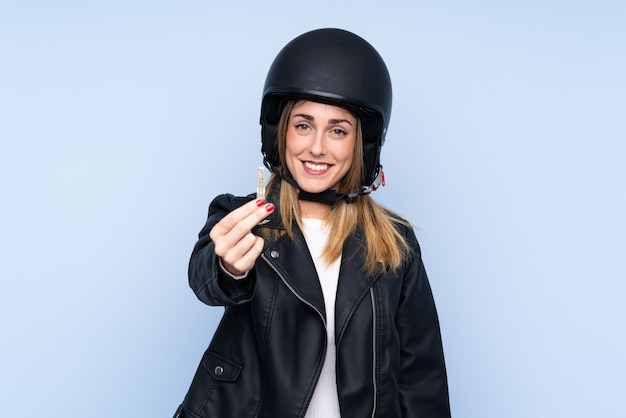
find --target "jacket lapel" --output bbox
[264,223,327,322]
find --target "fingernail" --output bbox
[256,199,265,207]
[265,203,275,212]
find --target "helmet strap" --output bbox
[298,189,339,206]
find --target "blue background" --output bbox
[1,1,624,417]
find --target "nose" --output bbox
[309,131,326,156]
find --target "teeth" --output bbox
[304,162,329,171]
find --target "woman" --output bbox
[175,28,451,418]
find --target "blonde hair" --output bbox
[263,100,411,275]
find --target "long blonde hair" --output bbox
[263,100,410,275]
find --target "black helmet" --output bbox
[260,28,392,194]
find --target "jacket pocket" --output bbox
[181,304,263,417]
[181,348,244,416]
[202,350,242,383]
[172,403,202,418]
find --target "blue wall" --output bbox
[1,1,624,416]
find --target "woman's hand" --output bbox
[209,199,275,276]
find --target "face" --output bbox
[285,100,357,194]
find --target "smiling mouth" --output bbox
[303,161,331,172]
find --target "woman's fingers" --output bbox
[211,199,273,240]
[210,199,275,275]
[220,235,265,276]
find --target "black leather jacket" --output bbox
[178,187,451,418]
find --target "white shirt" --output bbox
[301,218,342,418]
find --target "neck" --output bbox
[299,200,331,219]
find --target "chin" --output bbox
[299,183,334,193]
[301,187,329,194]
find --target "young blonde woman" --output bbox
[175,28,451,418]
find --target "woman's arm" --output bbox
[188,194,271,306]
[396,228,451,417]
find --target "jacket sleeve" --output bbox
[188,193,257,306]
[396,227,451,417]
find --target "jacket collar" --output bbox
[259,180,285,230]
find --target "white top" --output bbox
[301,218,342,418]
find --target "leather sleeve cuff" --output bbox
[216,261,255,303]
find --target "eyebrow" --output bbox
[293,113,353,126]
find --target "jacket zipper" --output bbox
[370,287,377,418]
[261,255,327,328]
[261,253,328,417]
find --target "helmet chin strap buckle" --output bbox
[344,192,360,204]
[371,167,385,191]
[359,167,385,196]
[340,169,385,204]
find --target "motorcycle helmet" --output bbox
[260,28,392,199]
